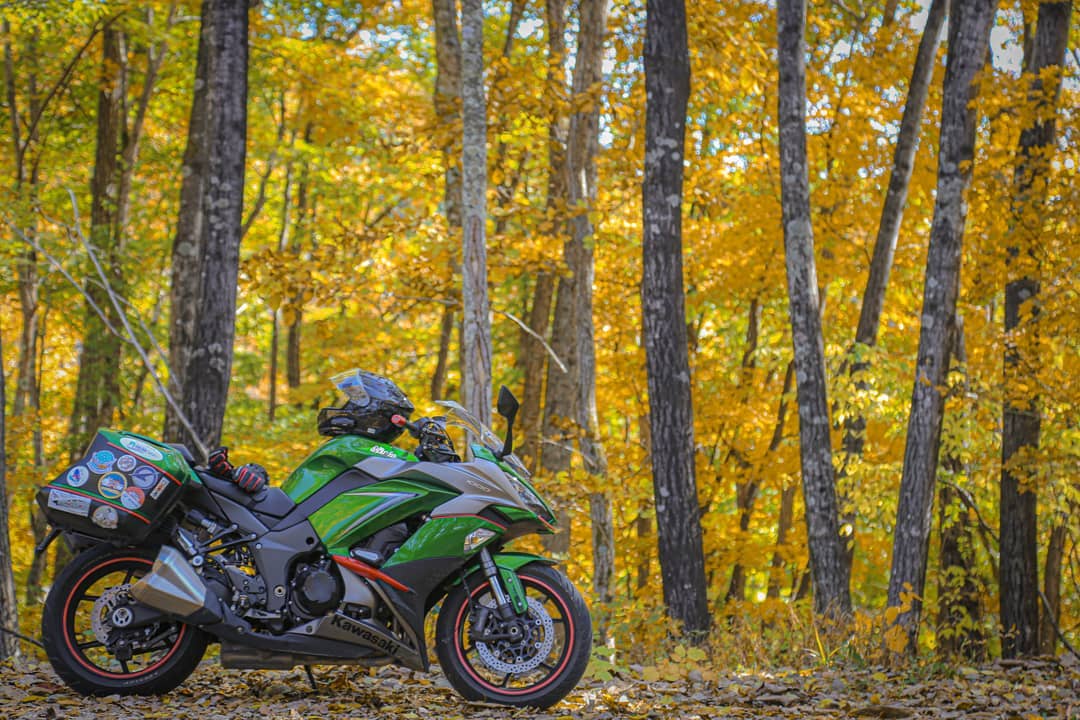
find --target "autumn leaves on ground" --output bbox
[1,657,1077,719]
[1,0,1078,717]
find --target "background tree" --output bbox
[777,0,851,618]
[460,0,492,426]
[0,327,18,658]
[1000,0,1072,659]
[164,0,248,453]
[886,0,997,651]
[642,0,709,636]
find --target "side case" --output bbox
[37,430,194,542]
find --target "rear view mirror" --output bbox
[496,386,519,459]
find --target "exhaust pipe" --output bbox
[131,545,222,625]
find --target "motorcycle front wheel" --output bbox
[42,543,208,696]
[435,562,592,709]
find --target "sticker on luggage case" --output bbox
[92,505,119,530]
[121,486,145,510]
[66,466,90,488]
[117,454,138,472]
[150,477,170,500]
[119,437,164,462]
[87,450,116,474]
[131,465,159,489]
[48,489,91,517]
[98,472,127,500]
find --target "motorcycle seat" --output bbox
[197,470,295,518]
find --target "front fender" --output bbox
[455,551,557,614]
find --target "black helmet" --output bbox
[317,369,414,442]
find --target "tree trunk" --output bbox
[1039,523,1066,654]
[886,0,995,652]
[642,0,710,636]
[1000,0,1071,660]
[768,482,797,600]
[935,318,986,660]
[0,328,19,658]
[838,0,949,567]
[460,0,492,426]
[777,0,851,618]
[430,305,455,401]
[566,0,613,610]
[725,300,761,604]
[165,0,249,453]
[69,27,126,460]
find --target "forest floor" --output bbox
[1,655,1077,719]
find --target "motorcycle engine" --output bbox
[288,556,343,620]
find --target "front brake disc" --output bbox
[474,596,555,675]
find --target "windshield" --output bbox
[435,400,532,479]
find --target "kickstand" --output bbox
[303,665,318,691]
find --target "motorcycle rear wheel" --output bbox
[435,562,591,709]
[42,543,209,696]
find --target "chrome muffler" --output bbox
[131,545,222,624]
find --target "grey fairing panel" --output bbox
[354,456,526,517]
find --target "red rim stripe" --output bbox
[62,556,186,678]
[454,575,574,696]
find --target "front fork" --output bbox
[477,547,528,618]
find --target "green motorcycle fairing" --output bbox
[282,435,418,503]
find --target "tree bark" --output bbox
[886,0,995,651]
[0,328,19,658]
[838,0,949,564]
[1039,523,1066,654]
[642,0,710,636]
[165,0,249,453]
[69,27,126,459]
[460,0,492,426]
[777,0,851,618]
[935,318,986,660]
[566,0,613,609]
[1000,0,1071,660]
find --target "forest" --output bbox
[0,0,1078,713]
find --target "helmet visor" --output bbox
[330,369,371,406]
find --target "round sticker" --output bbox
[66,466,90,488]
[120,487,145,510]
[131,465,159,489]
[92,505,118,530]
[98,472,127,500]
[118,437,164,462]
[87,451,116,474]
[117,454,138,472]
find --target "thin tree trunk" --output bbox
[936,318,986,660]
[838,0,949,568]
[165,0,249,453]
[777,0,851,618]
[430,305,455,401]
[566,0,613,610]
[636,412,652,592]
[431,0,463,405]
[460,0,492,426]
[768,483,797,600]
[1040,523,1067,654]
[642,0,709,636]
[1000,0,1071,659]
[519,272,554,466]
[69,27,126,459]
[0,328,19,658]
[725,300,761,604]
[886,0,995,652]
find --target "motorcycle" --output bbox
[36,369,592,709]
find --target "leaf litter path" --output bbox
[1,657,1077,719]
